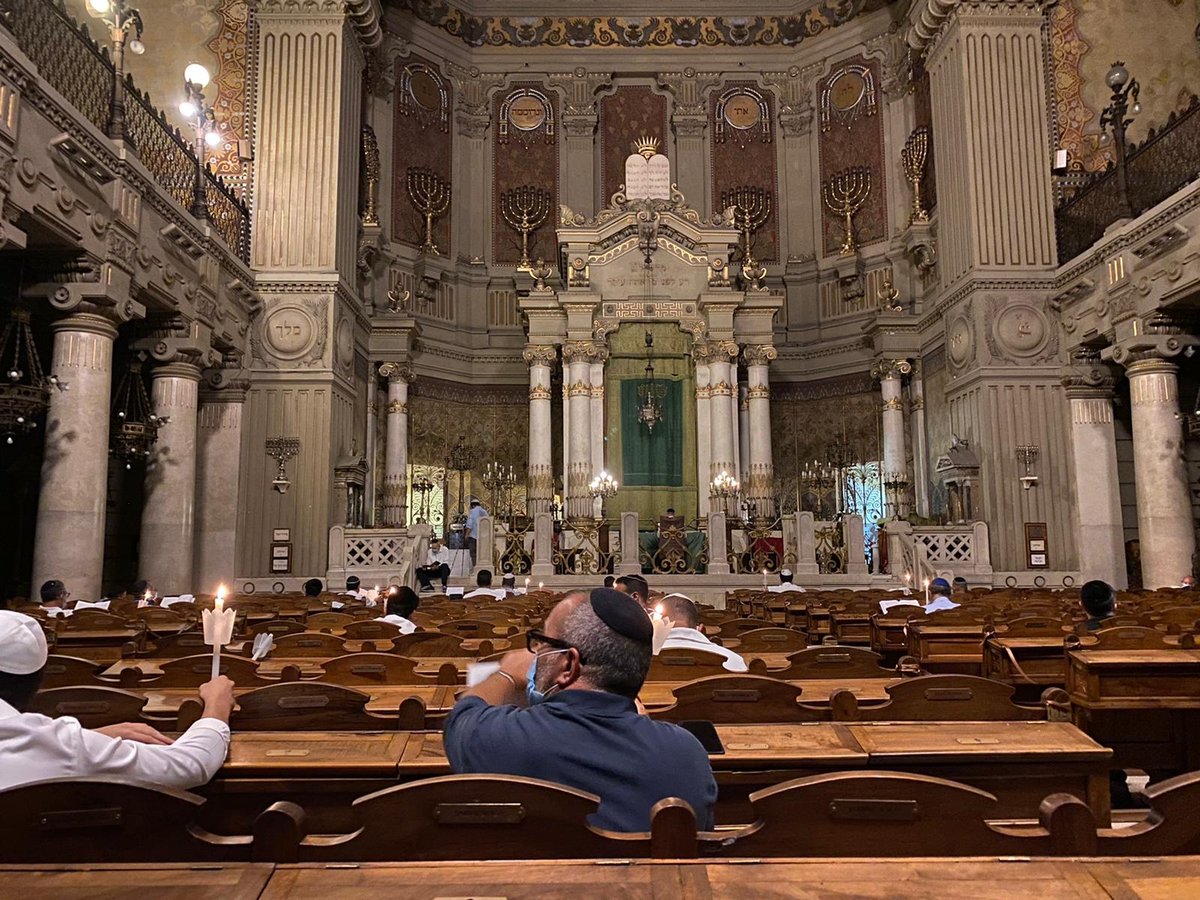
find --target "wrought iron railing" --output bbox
[1056,95,1200,263]
[4,0,251,263]
[640,520,708,575]
[554,518,618,576]
[727,515,786,575]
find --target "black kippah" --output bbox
[589,587,653,646]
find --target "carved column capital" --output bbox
[523,344,558,367]
[712,340,739,361]
[378,361,414,383]
[742,344,778,367]
[562,339,604,362]
[871,358,913,382]
[1061,347,1116,397]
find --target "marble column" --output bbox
[1063,355,1126,589]
[364,371,377,526]
[379,363,411,527]
[590,350,608,517]
[194,375,247,591]
[738,385,750,488]
[873,359,912,518]
[1125,356,1194,588]
[564,341,594,520]
[708,341,739,513]
[693,346,713,520]
[32,313,119,601]
[909,367,930,518]
[744,344,777,520]
[524,344,556,515]
[140,361,202,594]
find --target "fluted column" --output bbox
[744,344,777,520]
[1124,356,1194,588]
[873,359,912,518]
[364,370,378,525]
[524,344,556,515]
[194,372,248,591]
[589,349,608,517]
[909,366,930,518]
[693,345,713,520]
[564,341,595,520]
[379,363,412,527]
[1062,353,1126,589]
[33,313,119,601]
[140,361,202,593]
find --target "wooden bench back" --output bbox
[833,674,1044,722]
[646,648,733,681]
[342,620,404,641]
[306,612,356,631]
[180,682,417,731]
[39,655,115,688]
[27,686,164,729]
[732,627,808,654]
[263,632,351,658]
[652,675,820,725]
[762,645,894,679]
[315,653,430,686]
[153,654,280,688]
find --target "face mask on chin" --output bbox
[526,649,569,705]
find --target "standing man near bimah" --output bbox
[0,610,236,791]
[444,587,717,832]
[464,497,487,567]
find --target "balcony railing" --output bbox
[3,0,250,263]
[1056,95,1200,264]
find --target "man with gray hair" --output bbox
[444,587,717,832]
[658,593,748,672]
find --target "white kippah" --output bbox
[0,610,49,675]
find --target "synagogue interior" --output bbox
[2,0,1200,894]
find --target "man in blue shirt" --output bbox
[463,497,487,567]
[444,587,717,833]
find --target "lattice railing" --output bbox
[912,528,975,565]
[124,84,194,211]
[205,169,251,262]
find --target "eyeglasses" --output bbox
[526,628,585,663]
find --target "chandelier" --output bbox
[0,308,66,444]
[110,358,167,469]
[637,331,666,432]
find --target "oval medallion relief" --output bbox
[263,305,317,360]
[947,315,972,369]
[993,303,1049,359]
[335,317,353,373]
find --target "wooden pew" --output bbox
[253,775,687,862]
[342,620,404,641]
[650,675,823,724]
[830,674,1052,722]
[728,627,808,654]
[0,779,251,863]
[750,645,901,680]
[314,652,455,686]
[28,686,176,730]
[178,682,422,731]
[39,655,122,688]
[645,648,732,681]
[720,771,1050,856]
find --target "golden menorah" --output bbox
[720,185,771,269]
[406,166,451,256]
[499,185,552,270]
[822,166,872,256]
[901,127,931,225]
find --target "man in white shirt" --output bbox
[767,569,806,593]
[464,498,487,567]
[0,610,236,792]
[923,578,961,614]
[657,593,748,672]
[375,586,419,634]
[464,569,505,599]
[417,537,452,593]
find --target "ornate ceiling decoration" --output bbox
[392,1,890,49]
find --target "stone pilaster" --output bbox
[364,370,377,525]
[194,368,249,592]
[909,366,930,518]
[140,361,203,593]
[548,71,610,217]
[658,71,721,214]
[524,344,557,514]
[32,313,120,601]
[744,344,777,519]
[1061,352,1125,589]
[379,362,412,527]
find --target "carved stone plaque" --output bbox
[508,95,547,131]
[263,305,316,360]
[723,92,762,130]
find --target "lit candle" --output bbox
[923,577,930,605]
[652,604,664,621]
[203,585,237,680]
[141,589,152,608]
[524,577,531,591]
[762,568,768,589]
[538,581,544,592]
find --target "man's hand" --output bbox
[95,722,173,745]
[198,675,236,723]
[460,649,534,706]
[497,648,535,689]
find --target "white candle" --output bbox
[762,568,768,589]
[923,578,930,605]
[204,585,236,680]
[538,581,544,592]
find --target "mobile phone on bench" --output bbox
[679,720,725,755]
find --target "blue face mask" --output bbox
[526,649,568,705]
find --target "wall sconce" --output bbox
[266,437,300,494]
[1016,445,1039,490]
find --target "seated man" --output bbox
[923,578,960,614]
[39,579,71,617]
[615,574,650,610]
[767,569,806,593]
[1080,579,1116,631]
[302,578,324,598]
[658,593,747,672]
[0,610,236,791]
[375,586,419,634]
[417,537,452,593]
[445,587,717,832]
[464,569,504,599]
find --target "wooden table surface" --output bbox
[138,684,459,716]
[845,721,1110,763]
[223,733,410,776]
[637,677,898,708]
[8,858,1200,900]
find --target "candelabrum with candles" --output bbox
[499,185,552,271]
[882,469,911,519]
[411,472,435,523]
[901,128,930,226]
[482,461,518,520]
[201,586,236,679]
[710,470,741,518]
[822,166,872,257]
[588,469,618,519]
[406,166,451,255]
[720,185,771,291]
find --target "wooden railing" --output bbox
[1056,95,1200,264]
[3,0,251,263]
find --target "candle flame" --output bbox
[215,584,227,611]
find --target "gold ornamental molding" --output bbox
[870,358,913,381]
[746,384,771,400]
[567,381,592,397]
[522,344,558,367]
[529,386,553,402]
[387,400,408,414]
[742,344,778,367]
[378,361,415,383]
[881,396,904,412]
[397,1,882,50]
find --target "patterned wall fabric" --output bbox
[710,81,779,262]
[600,86,669,207]
[817,55,887,256]
[770,375,881,482]
[492,83,560,266]
[392,55,454,253]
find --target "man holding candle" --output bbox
[0,610,236,791]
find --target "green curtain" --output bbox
[620,378,683,486]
